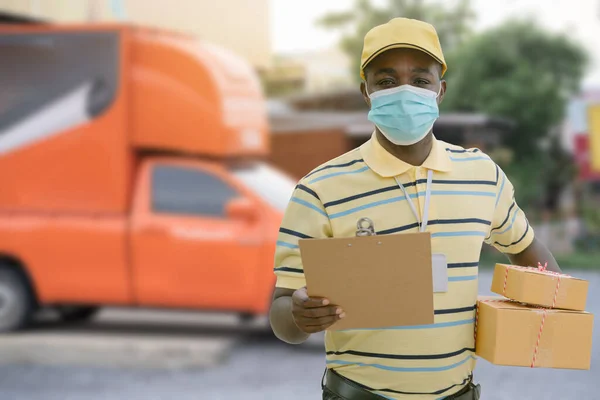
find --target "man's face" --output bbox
[360,48,446,108]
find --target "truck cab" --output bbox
[129,158,292,312]
[0,21,292,331]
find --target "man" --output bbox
[270,18,561,400]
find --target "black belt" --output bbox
[323,369,481,400]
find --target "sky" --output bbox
[270,0,600,86]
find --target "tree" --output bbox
[442,21,588,212]
[320,6,588,212]
[317,0,475,83]
[541,134,578,212]
[442,21,588,161]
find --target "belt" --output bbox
[323,369,481,400]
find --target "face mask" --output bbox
[367,84,440,146]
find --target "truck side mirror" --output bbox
[225,197,257,222]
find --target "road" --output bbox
[0,269,597,400]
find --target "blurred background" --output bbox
[0,1,598,399]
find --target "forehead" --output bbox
[366,48,439,73]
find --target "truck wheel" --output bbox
[0,267,34,332]
[57,306,100,323]
[238,312,256,324]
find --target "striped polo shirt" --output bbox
[274,133,534,400]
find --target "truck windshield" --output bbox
[231,163,297,212]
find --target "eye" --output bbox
[377,78,396,86]
[414,78,430,86]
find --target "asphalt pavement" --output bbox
[0,269,597,400]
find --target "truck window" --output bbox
[0,32,118,153]
[151,165,239,217]
[230,163,296,212]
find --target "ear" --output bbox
[437,80,447,105]
[360,81,371,108]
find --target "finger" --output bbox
[296,313,345,329]
[292,287,309,304]
[306,314,344,326]
[304,297,331,308]
[303,325,327,334]
[292,289,330,308]
[298,306,343,319]
[302,316,343,333]
[305,324,334,334]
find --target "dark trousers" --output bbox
[322,387,481,400]
[322,387,346,399]
[322,369,481,400]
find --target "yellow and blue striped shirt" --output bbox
[274,133,534,399]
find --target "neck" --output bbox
[375,130,434,166]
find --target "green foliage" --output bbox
[442,21,588,160]
[479,247,600,269]
[502,153,546,213]
[540,135,578,210]
[581,200,600,234]
[317,0,475,82]
[500,135,577,213]
[577,203,600,253]
[319,4,588,213]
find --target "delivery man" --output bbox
[269,18,561,400]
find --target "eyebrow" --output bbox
[411,67,434,75]
[373,68,397,76]
[373,66,434,76]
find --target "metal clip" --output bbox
[356,217,376,236]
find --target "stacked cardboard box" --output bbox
[475,264,593,369]
[491,263,588,310]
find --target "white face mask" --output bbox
[367,85,441,146]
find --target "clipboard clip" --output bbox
[356,217,376,236]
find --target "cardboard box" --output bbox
[491,264,588,311]
[475,297,593,369]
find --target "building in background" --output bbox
[565,89,600,203]
[260,56,307,97]
[0,0,271,70]
[566,90,600,180]
[261,46,353,97]
[268,93,514,180]
[289,46,353,93]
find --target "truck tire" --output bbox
[0,267,34,332]
[57,306,100,323]
[238,312,256,324]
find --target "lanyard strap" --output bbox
[394,169,433,232]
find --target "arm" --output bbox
[508,237,561,273]
[270,288,308,344]
[269,181,343,344]
[485,164,560,271]
[270,287,343,344]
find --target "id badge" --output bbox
[432,253,448,293]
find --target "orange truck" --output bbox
[0,18,295,331]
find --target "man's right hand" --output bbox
[291,287,345,333]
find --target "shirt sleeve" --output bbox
[274,181,332,290]
[484,164,535,254]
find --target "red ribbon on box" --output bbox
[502,262,571,308]
[474,298,548,368]
[477,262,572,368]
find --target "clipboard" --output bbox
[298,219,434,331]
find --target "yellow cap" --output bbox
[360,18,447,79]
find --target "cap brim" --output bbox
[361,43,446,79]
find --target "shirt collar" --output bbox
[360,132,453,178]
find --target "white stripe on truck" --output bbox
[0,82,92,156]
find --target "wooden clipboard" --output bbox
[299,232,434,331]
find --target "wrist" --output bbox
[271,296,310,344]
